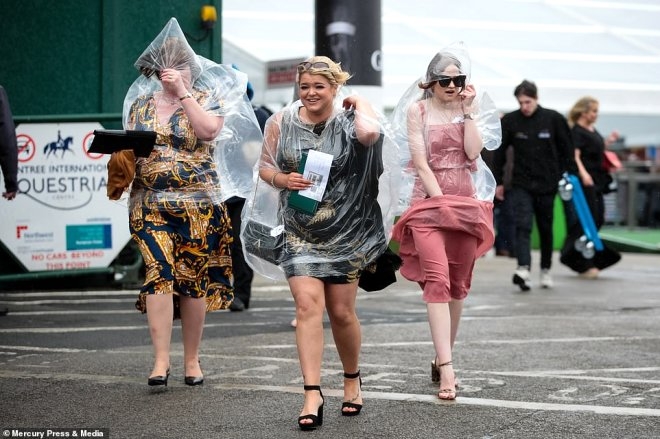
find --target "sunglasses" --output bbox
[436,75,466,88]
[297,61,331,73]
[139,66,164,80]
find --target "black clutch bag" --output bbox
[358,248,402,292]
[89,129,156,158]
[243,220,284,265]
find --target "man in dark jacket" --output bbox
[493,80,576,291]
[0,85,18,201]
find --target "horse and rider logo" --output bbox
[43,130,74,158]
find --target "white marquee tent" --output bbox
[222,0,660,147]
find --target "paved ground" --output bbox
[0,251,659,438]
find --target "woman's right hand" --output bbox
[495,185,505,201]
[286,172,313,191]
[159,68,187,98]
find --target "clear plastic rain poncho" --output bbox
[242,87,401,281]
[390,42,501,210]
[122,17,262,206]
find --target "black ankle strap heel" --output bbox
[342,370,363,416]
[298,385,324,431]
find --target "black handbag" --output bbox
[243,220,283,265]
[358,248,402,292]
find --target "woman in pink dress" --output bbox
[391,44,501,400]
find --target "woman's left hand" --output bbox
[605,130,620,146]
[343,95,380,145]
[581,172,594,187]
[459,84,477,110]
[343,95,360,110]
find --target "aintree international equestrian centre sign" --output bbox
[0,123,132,272]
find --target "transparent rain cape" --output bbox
[241,89,401,280]
[122,18,262,205]
[389,44,501,209]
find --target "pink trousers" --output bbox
[411,228,478,303]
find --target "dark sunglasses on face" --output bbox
[139,67,167,81]
[297,61,331,73]
[139,66,157,79]
[436,75,466,88]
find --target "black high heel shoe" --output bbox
[341,370,363,416]
[185,360,204,386]
[298,385,324,431]
[148,368,170,387]
[184,375,204,386]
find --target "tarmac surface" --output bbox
[1,251,659,438]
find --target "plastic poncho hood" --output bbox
[122,18,263,203]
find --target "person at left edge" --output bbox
[110,18,260,387]
[0,85,18,201]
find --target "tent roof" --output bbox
[222,0,660,146]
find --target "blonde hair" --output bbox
[568,96,598,126]
[297,55,351,87]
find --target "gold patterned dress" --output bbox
[127,91,234,317]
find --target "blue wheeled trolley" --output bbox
[558,173,621,273]
[558,173,603,258]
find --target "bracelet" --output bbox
[179,92,193,101]
[463,113,474,120]
[270,171,282,188]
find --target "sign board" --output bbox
[266,57,305,88]
[0,123,132,272]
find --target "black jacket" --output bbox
[494,105,576,194]
[0,85,18,194]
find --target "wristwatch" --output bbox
[463,113,474,120]
[179,92,193,101]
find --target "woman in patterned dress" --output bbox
[116,18,259,388]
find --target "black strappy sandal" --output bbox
[341,370,363,416]
[298,385,324,431]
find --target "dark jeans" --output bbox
[227,198,254,307]
[494,191,516,255]
[510,187,556,270]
